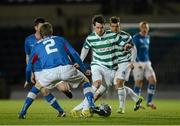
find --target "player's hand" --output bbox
[24,81,29,88]
[128,62,134,69]
[137,62,143,69]
[31,73,36,84]
[73,63,80,69]
[124,44,132,51]
[85,69,91,76]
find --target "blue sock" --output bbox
[44,93,64,112]
[83,82,95,108]
[134,86,141,96]
[20,86,40,115]
[147,84,156,104]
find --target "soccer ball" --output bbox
[99,103,112,117]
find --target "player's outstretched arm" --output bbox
[64,39,87,73]
[80,47,89,62]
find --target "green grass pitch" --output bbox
[0,99,180,125]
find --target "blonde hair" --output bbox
[40,22,53,38]
[139,21,149,27]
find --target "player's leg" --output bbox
[71,65,103,117]
[18,84,65,118]
[40,86,65,117]
[18,85,40,119]
[114,78,126,114]
[80,85,107,118]
[133,62,144,96]
[145,62,157,109]
[37,69,66,116]
[115,62,134,114]
[80,66,111,117]
[125,86,144,111]
[57,81,73,99]
[71,84,105,117]
[94,84,108,102]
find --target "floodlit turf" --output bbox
[0,99,180,125]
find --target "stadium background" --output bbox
[0,0,179,99]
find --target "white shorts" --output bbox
[91,65,115,87]
[114,62,131,84]
[37,65,86,89]
[133,61,156,80]
[34,71,41,81]
[34,71,66,89]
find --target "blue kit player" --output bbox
[26,22,107,117]
[132,21,157,109]
[19,17,72,119]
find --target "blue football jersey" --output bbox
[32,36,86,72]
[24,34,37,55]
[24,34,42,72]
[133,33,150,62]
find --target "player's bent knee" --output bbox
[34,81,43,90]
[148,76,157,84]
[135,80,143,87]
[79,77,90,86]
[56,81,70,92]
[115,78,125,89]
[93,80,102,89]
[40,88,50,96]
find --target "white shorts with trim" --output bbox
[114,62,131,84]
[91,65,115,87]
[133,61,156,80]
[37,65,86,89]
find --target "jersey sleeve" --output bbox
[119,34,133,47]
[132,35,138,46]
[25,46,39,83]
[63,38,87,73]
[24,37,30,55]
[83,38,91,49]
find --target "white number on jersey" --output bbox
[43,39,58,54]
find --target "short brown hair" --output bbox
[34,17,46,26]
[40,22,53,38]
[92,14,105,25]
[109,16,120,24]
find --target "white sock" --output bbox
[73,98,86,111]
[82,98,90,111]
[117,87,126,109]
[125,86,139,102]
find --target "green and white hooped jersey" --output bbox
[117,30,133,64]
[83,30,120,70]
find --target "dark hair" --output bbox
[109,16,120,24]
[40,22,53,38]
[34,17,46,26]
[92,14,105,25]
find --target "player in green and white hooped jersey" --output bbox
[71,15,121,117]
[109,16,143,114]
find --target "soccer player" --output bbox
[132,21,157,109]
[71,15,120,117]
[26,22,106,117]
[18,17,71,119]
[110,16,143,114]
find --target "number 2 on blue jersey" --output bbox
[43,39,58,54]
